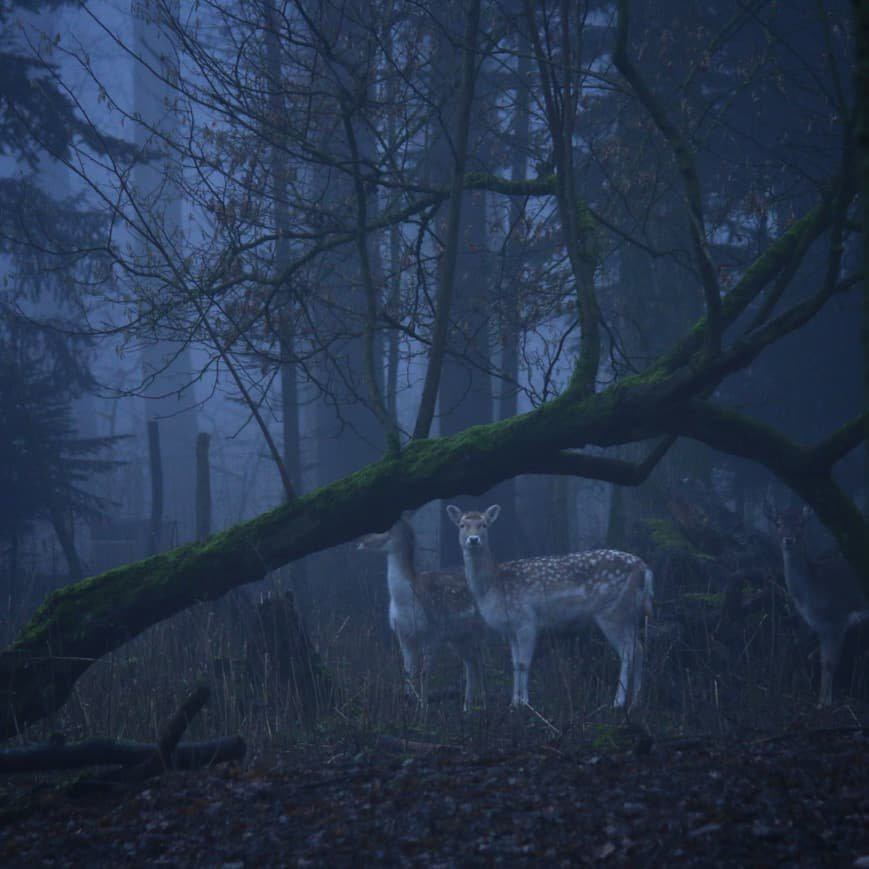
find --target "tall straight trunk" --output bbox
[415,0,490,566]
[264,0,310,593]
[6,532,19,629]
[856,0,869,503]
[195,432,211,542]
[48,505,83,582]
[305,0,389,623]
[490,19,531,560]
[147,419,164,556]
[132,0,198,544]
[386,222,400,423]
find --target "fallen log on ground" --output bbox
[0,683,245,786]
[112,682,212,783]
[0,735,245,774]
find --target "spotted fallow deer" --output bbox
[357,516,485,711]
[447,505,653,709]
[766,503,868,706]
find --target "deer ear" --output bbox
[801,505,812,521]
[485,504,501,524]
[446,505,463,526]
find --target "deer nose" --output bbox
[465,534,481,546]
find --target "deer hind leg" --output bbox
[628,629,645,709]
[595,615,638,709]
[817,626,845,707]
[398,637,427,706]
[509,623,537,707]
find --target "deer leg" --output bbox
[419,650,431,709]
[398,637,424,706]
[462,652,485,712]
[817,627,845,707]
[596,615,635,708]
[628,630,645,709]
[509,624,537,706]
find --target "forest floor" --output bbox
[1,707,867,867]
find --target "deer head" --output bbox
[764,499,811,554]
[446,504,501,553]
[356,516,415,556]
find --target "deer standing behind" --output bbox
[357,517,485,711]
[767,504,869,706]
[447,505,653,709]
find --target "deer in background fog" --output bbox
[357,516,485,711]
[447,505,653,710]
[766,503,869,706]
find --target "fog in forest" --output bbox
[0,0,867,806]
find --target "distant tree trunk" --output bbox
[306,0,387,623]
[431,4,493,566]
[195,432,211,542]
[256,1,325,724]
[5,533,18,628]
[147,419,163,555]
[263,0,308,599]
[856,0,869,503]
[490,18,532,559]
[48,505,83,582]
[133,0,198,543]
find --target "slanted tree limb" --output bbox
[671,400,869,584]
[656,186,841,376]
[105,682,212,784]
[523,0,601,396]
[520,436,676,484]
[808,412,869,472]
[614,0,722,354]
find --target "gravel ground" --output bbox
[1,720,867,867]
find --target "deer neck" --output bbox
[462,545,498,602]
[386,548,419,608]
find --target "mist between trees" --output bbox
[0,0,866,739]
